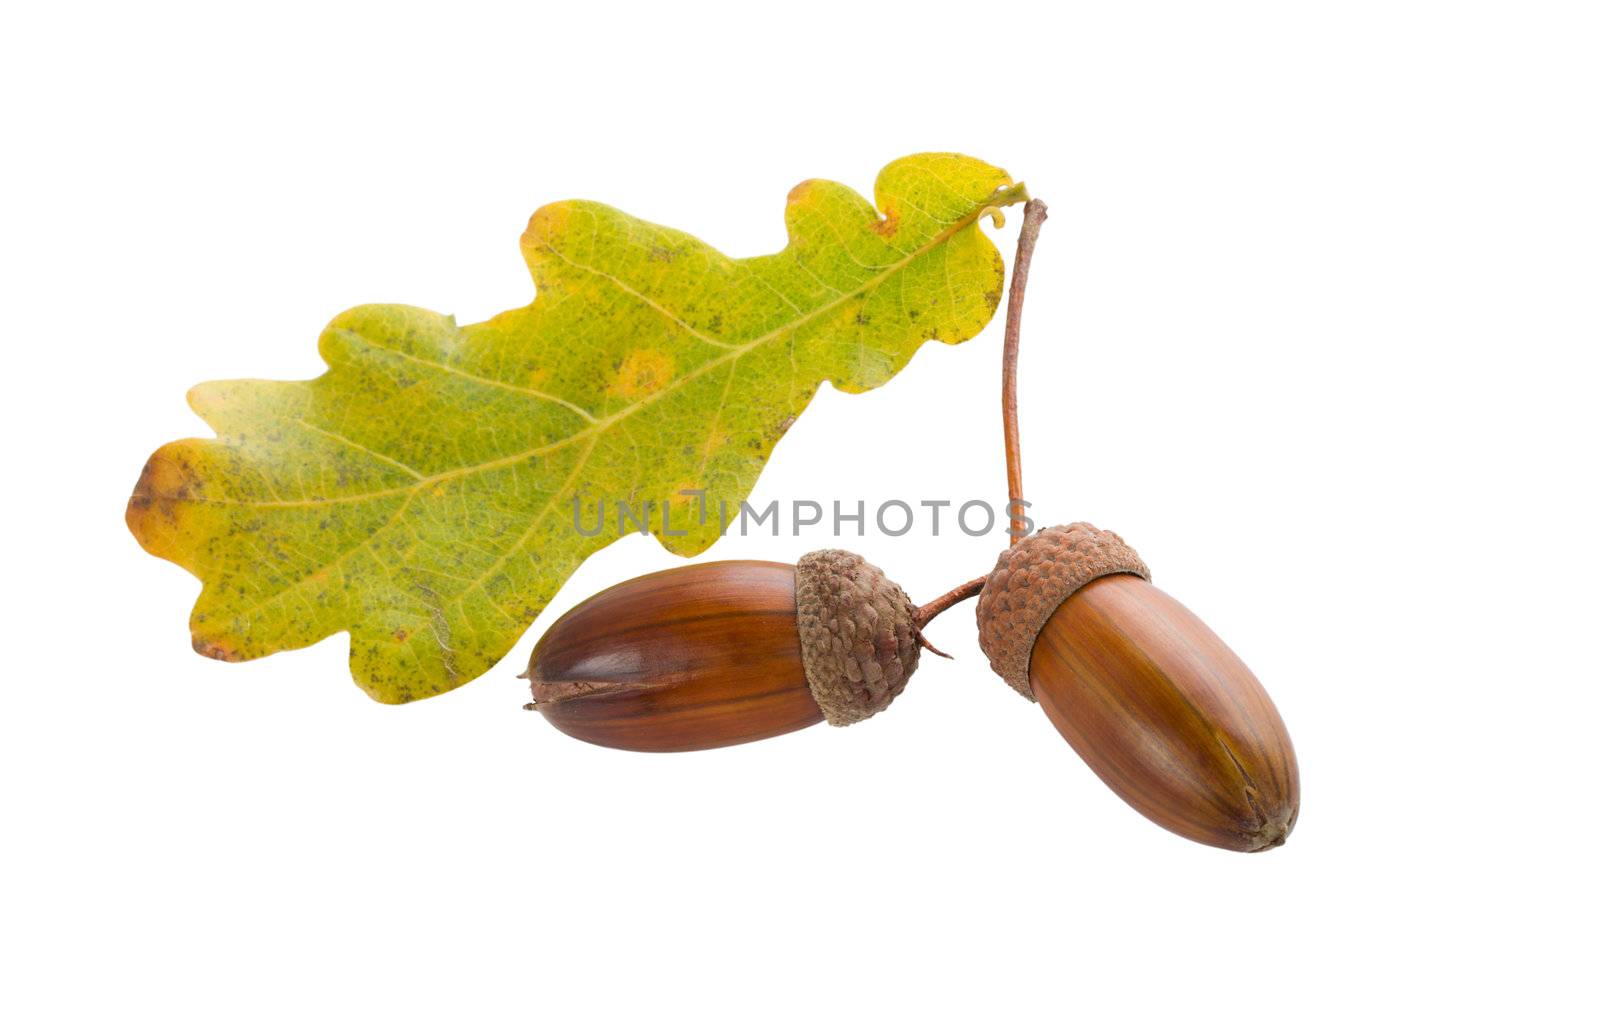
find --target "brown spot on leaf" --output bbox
[872,207,900,237]
[192,635,242,662]
[393,628,409,642]
[126,446,201,560]
[128,450,186,523]
[609,349,675,399]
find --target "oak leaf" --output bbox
[128,153,1025,702]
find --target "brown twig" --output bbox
[914,576,986,629]
[915,631,954,659]
[1003,199,1048,545]
[912,575,986,660]
[902,201,1049,658]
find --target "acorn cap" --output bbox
[975,523,1150,700]
[794,549,921,726]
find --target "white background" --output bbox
[4,2,1597,1022]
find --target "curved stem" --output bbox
[912,575,985,660]
[1003,199,1048,545]
[914,576,986,629]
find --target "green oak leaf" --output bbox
[128,153,1025,702]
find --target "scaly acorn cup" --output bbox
[976,523,1300,852]
[524,551,923,752]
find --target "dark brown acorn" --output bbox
[524,551,923,752]
[976,523,1299,852]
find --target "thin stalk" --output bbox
[914,200,1049,656]
[1002,199,1048,545]
[914,576,986,629]
[911,575,987,659]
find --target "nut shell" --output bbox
[526,561,822,752]
[794,550,921,726]
[975,523,1149,699]
[1030,574,1299,851]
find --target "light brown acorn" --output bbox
[970,198,1299,852]
[524,552,928,752]
[975,524,1299,852]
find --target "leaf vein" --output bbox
[538,243,741,351]
[333,327,599,423]
[294,419,425,480]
